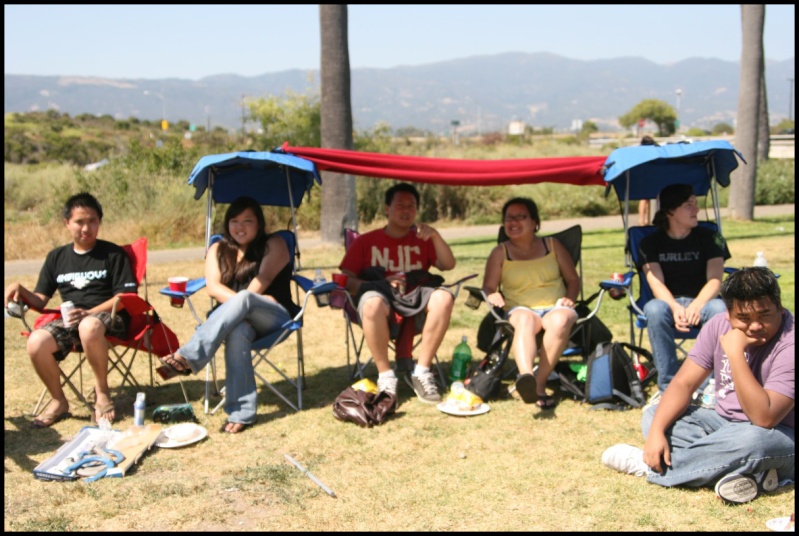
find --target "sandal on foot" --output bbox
[514,373,538,404]
[157,354,192,380]
[92,402,116,425]
[219,421,250,434]
[536,395,557,410]
[31,411,71,429]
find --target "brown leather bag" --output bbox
[332,386,398,427]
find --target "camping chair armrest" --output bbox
[294,278,338,314]
[463,285,484,310]
[598,270,635,292]
[110,293,149,319]
[444,273,478,299]
[158,277,207,300]
[292,274,314,293]
[293,275,337,298]
[463,285,507,324]
[7,298,61,333]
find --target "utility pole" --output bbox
[788,78,794,122]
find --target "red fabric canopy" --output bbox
[282,144,606,187]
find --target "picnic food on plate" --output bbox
[446,383,483,411]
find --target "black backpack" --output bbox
[556,341,656,411]
[464,326,514,401]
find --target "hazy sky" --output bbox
[4,5,795,80]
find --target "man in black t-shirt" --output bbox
[4,193,136,428]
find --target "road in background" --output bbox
[4,204,794,278]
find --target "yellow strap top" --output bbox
[500,237,566,309]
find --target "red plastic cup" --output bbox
[331,273,349,289]
[330,273,349,309]
[168,276,188,308]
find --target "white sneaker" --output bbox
[377,375,398,396]
[756,468,780,493]
[601,444,649,477]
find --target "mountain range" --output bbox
[4,52,795,134]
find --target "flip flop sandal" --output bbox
[65,455,116,483]
[30,411,71,429]
[92,402,116,425]
[157,356,192,380]
[536,395,557,410]
[514,373,538,404]
[76,460,107,477]
[219,422,250,434]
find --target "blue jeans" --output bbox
[643,297,726,392]
[178,291,291,424]
[641,404,795,487]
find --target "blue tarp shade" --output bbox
[187,151,321,207]
[601,140,745,201]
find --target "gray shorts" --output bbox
[40,311,129,362]
[357,290,426,338]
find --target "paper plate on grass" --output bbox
[156,423,208,448]
[437,402,490,417]
[766,516,794,532]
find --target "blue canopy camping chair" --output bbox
[159,151,335,412]
[598,140,745,365]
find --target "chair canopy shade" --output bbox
[601,140,745,201]
[280,144,606,187]
[187,151,321,207]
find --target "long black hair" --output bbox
[652,183,694,233]
[216,196,268,286]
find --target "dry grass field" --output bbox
[3,216,794,531]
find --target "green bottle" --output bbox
[449,336,472,383]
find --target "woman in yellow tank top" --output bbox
[481,197,579,409]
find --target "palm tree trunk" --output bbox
[730,4,764,221]
[757,68,770,161]
[319,4,357,244]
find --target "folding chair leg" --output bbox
[32,388,49,417]
[203,358,221,414]
[31,370,93,417]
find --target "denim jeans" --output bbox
[643,296,727,392]
[641,404,795,487]
[178,290,291,424]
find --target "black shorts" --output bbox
[40,311,130,362]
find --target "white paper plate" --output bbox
[766,517,794,532]
[156,424,208,448]
[437,402,490,417]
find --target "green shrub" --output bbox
[755,159,795,204]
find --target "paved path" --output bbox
[4,204,793,278]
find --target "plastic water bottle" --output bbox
[700,379,716,409]
[134,392,146,426]
[449,336,472,383]
[313,269,329,307]
[753,251,768,267]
